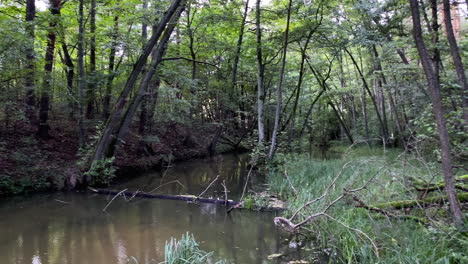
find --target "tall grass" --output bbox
[163,233,226,264]
[267,146,467,263]
[127,233,226,264]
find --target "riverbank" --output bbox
[266,145,467,262]
[0,120,241,196]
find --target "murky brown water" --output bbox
[0,154,303,264]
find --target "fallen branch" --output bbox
[90,187,239,206]
[372,192,468,210]
[89,187,285,211]
[409,176,468,193]
[351,194,429,224]
[197,175,219,199]
[102,188,127,212]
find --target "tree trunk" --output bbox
[409,0,464,227]
[24,0,36,122]
[232,0,249,90]
[93,0,185,162]
[372,45,406,149]
[103,12,119,119]
[255,0,265,144]
[37,0,61,139]
[86,0,97,119]
[268,0,292,159]
[345,48,388,142]
[60,42,75,120]
[442,0,468,131]
[77,0,85,147]
[114,3,186,155]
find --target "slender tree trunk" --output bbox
[60,42,75,119]
[346,48,388,142]
[116,5,186,149]
[409,0,464,227]
[104,12,119,119]
[373,46,407,149]
[93,0,185,161]
[138,0,149,138]
[77,0,85,147]
[255,0,265,144]
[268,0,292,159]
[86,0,97,119]
[24,0,36,122]
[37,0,61,139]
[442,0,468,130]
[232,0,249,89]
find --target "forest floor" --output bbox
[0,119,227,196]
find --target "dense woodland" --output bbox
[0,0,467,262]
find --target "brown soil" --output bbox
[0,119,230,196]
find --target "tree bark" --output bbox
[255,0,265,144]
[268,0,292,159]
[409,0,464,227]
[24,0,36,122]
[232,0,249,89]
[372,45,406,149]
[117,5,185,146]
[86,0,97,119]
[60,42,75,120]
[345,48,388,142]
[77,0,85,147]
[442,0,468,131]
[103,11,119,119]
[93,0,185,161]
[37,0,61,139]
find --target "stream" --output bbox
[0,154,308,264]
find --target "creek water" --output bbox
[0,154,305,264]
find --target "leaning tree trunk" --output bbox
[409,0,464,227]
[442,0,468,131]
[115,4,186,151]
[268,0,292,159]
[24,0,36,123]
[346,48,388,143]
[93,0,185,162]
[255,0,265,144]
[37,0,61,139]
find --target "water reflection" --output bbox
[115,153,263,199]
[0,154,297,264]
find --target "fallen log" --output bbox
[409,175,468,193]
[372,192,468,210]
[89,187,240,206]
[89,187,286,211]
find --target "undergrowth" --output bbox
[267,145,467,263]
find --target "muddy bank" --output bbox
[0,120,246,196]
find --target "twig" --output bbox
[221,180,229,206]
[323,213,379,259]
[197,175,220,199]
[148,180,186,194]
[289,160,354,221]
[102,189,127,212]
[240,165,254,201]
[283,169,297,195]
[54,199,70,204]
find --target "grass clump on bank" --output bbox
[267,146,467,263]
